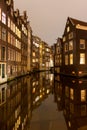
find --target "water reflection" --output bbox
[54,75,87,130]
[0,71,54,130]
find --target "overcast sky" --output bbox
[14,0,87,45]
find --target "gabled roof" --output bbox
[68,17,87,26]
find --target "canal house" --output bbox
[62,17,87,77]
[54,37,62,74]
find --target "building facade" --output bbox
[0,0,32,84]
[54,17,87,77]
[54,38,62,74]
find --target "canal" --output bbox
[0,71,87,130]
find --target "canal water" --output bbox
[0,71,87,130]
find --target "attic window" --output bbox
[67,26,70,32]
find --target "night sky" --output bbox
[14,0,87,45]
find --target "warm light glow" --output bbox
[76,24,87,30]
[80,53,85,64]
[81,90,86,102]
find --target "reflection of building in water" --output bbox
[30,72,54,110]
[54,75,87,130]
[0,76,32,130]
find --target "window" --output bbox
[65,86,69,97]
[69,41,73,50]
[2,28,6,41]
[67,26,70,32]
[70,54,73,64]
[65,55,68,65]
[68,32,73,39]
[63,36,66,42]
[2,12,6,24]
[1,46,6,60]
[81,90,86,102]
[64,43,68,52]
[8,32,11,43]
[80,39,85,49]
[80,53,85,64]
[70,88,74,100]
[8,17,10,28]
[8,48,10,60]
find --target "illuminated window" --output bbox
[2,12,6,24]
[69,41,73,50]
[67,26,70,32]
[8,17,10,28]
[80,53,85,64]
[80,39,85,49]
[32,52,35,56]
[70,88,74,100]
[8,32,11,43]
[70,54,73,64]
[63,36,66,42]
[65,55,68,65]
[81,90,86,102]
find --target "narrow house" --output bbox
[62,17,87,77]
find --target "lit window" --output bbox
[70,88,74,100]
[2,12,6,24]
[70,54,73,64]
[80,53,85,64]
[80,39,85,49]
[69,41,73,50]
[32,52,35,56]
[67,26,70,32]
[81,90,86,102]
[63,36,66,42]
[8,32,11,43]
[65,55,68,65]
[11,21,13,31]
[8,17,10,28]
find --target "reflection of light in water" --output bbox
[68,121,71,127]
[57,97,61,101]
[50,74,54,81]
[32,88,35,93]
[47,89,50,94]
[79,80,83,84]
[35,96,40,102]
